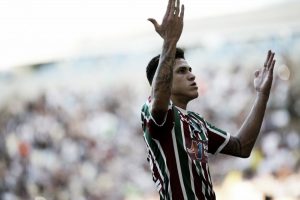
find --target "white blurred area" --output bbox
[0,0,297,70]
[0,0,300,200]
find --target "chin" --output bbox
[189,92,199,100]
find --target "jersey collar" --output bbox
[175,106,188,115]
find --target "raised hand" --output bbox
[254,50,276,97]
[148,0,184,43]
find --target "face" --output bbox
[171,58,199,102]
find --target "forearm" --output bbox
[148,0,184,122]
[236,92,269,157]
[151,40,177,111]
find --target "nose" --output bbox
[188,72,196,81]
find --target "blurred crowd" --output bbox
[0,35,300,200]
[0,86,156,200]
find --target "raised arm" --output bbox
[222,50,276,158]
[148,0,184,124]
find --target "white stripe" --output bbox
[202,182,208,200]
[144,138,166,192]
[143,99,173,199]
[186,121,198,199]
[171,128,188,200]
[147,100,173,127]
[194,161,203,181]
[195,161,212,199]
[200,162,207,182]
[183,121,198,199]
[189,159,198,200]
[206,124,231,154]
[208,186,211,196]
[155,180,160,187]
[141,103,167,127]
[197,119,208,140]
[206,164,213,186]
[153,138,173,199]
[205,122,227,138]
[155,179,162,191]
[215,131,230,154]
[149,109,168,127]
[195,162,210,199]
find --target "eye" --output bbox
[178,67,190,74]
[178,68,186,73]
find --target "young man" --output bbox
[140,0,276,199]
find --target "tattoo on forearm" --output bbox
[153,57,174,94]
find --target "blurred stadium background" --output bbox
[0,0,299,199]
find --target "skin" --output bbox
[148,0,276,158]
[171,58,198,109]
[148,0,184,124]
[222,50,276,157]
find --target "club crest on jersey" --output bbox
[187,140,208,162]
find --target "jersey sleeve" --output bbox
[204,120,230,154]
[190,112,230,154]
[141,97,174,139]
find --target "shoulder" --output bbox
[141,97,174,127]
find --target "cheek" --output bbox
[173,73,188,84]
[172,79,185,92]
[171,79,179,92]
[173,75,184,83]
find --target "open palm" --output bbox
[254,50,276,97]
[148,0,184,42]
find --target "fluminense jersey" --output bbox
[141,97,230,200]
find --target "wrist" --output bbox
[256,91,269,102]
[163,39,178,46]
[162,40,177,56]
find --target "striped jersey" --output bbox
[141,97,230,200]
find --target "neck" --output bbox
[171,96,189,110]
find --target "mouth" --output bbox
[190,82,198,89]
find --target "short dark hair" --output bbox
[146,48,185,85]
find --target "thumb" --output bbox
[148,18,159,30]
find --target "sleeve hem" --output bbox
[215,132,231,154]
[148,101,170,127]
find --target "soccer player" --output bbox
[140,0,276,199]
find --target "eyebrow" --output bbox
[176,65,192,71]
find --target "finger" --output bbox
[267,52,275,68]
[168,0,176,18]
[264,50,271,67]
[180,4,185,19]
[254,70,260,77]
[165,0,172,17]
[269,59,276,76]
[175,0,180,16]
[148,18,159,30]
